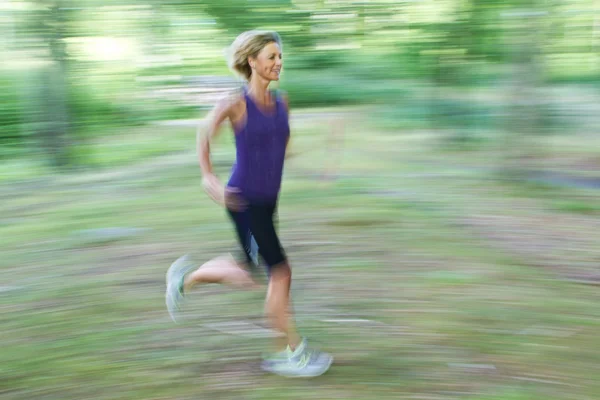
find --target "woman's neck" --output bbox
[247,77,272,105]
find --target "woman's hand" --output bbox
[202,173,225,205]
[202,174,246,211]
[224,186,247,211]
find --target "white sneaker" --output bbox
[165,254,195,323]
[261,339,333,378]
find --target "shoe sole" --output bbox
[165,254,193,323]
[166,254,191,285]
[262,355,333,378]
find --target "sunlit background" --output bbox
[2,1,599,399]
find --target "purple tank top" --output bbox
[227,88,290,202]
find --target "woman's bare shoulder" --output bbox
[213,88,245,114]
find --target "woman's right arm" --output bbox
[198,98,232,176]
[197,97,234,206]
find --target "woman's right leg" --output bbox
[265,261,301,351]
[246,203,300,351]
[249,202,333,377]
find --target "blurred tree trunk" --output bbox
[357,3,366,45]
[41,4,72,168]
[593,16,599,71]
[501,9,548,179]
[23,2,74,168]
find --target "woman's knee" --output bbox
[269,260,291,283]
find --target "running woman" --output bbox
[165,30,333,378]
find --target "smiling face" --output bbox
[249,41,283,82]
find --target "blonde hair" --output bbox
[225,30,282,81]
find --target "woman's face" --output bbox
[250,42,282,82]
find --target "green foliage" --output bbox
[2,0,600,167]
[202,0,314,48]
[0,75,23,157]
[286,50,351,71]
[67,82,143,136]
[553,199,600,215]
[280,72,363,107]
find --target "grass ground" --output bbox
[1,108,599,400]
